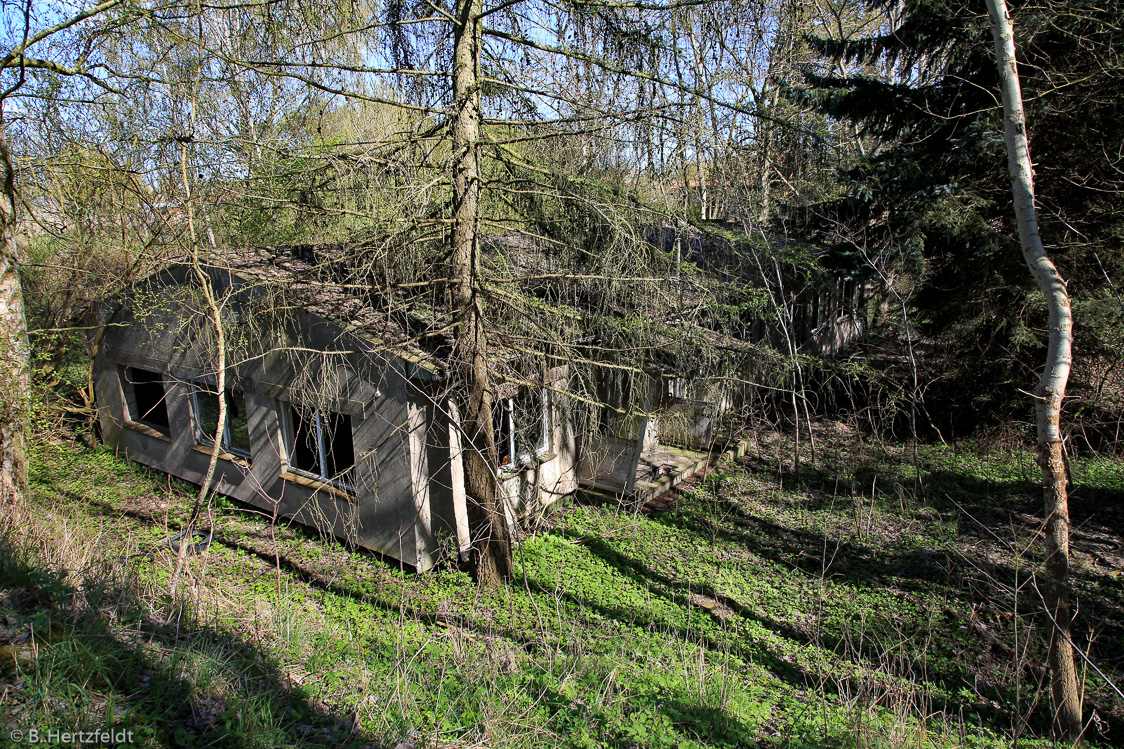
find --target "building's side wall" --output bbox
[576,433,636,491]
[416,374,578,559]
[657,398,717,449]
[93,267,423,567]
[801,315,864,357]
[500,378,578,519]
[575,371,660,492]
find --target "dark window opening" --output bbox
[124,367,170,432]
[493,400,513,467]
[286,406,355,487]
[793,302,806,342]
[323,411,355,479]
[192,382,251,459]
[596,370,630,437]
[289,407,320,474]
[513,388,548,458]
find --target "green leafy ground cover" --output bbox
[1,433,1122,748]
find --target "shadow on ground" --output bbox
[0,535,380,748]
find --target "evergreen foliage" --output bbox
[787,0,1124,438]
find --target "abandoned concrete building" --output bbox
[94,231,866,569]
[94,251,577,571]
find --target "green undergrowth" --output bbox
[2,435,1121,748]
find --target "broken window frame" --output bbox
[840,277,855,320]
[121,366,171,434]
[280,404,356,492]
[190,380,252,460]
[494,388,550,470]
[668,377,686,400]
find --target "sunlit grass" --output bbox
[3,435,1119,747]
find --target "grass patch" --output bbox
[2,435,1121,747]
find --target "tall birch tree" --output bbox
[0,117,24,509]
[984,0,1081,738]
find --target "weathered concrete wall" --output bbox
[94,266,423,567]
[577,433,636,490]
[657,398,716,449]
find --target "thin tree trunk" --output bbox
[756,121,772,224]
[168,254,226,600]
[451,0,511,588]
[0,134,28,509]
[169,135,227,601]
[985,0,1081,739]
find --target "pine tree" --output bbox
[787,0,1124,436]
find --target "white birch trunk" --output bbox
[984,0,1081,738]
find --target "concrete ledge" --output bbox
[711,437,752,466]
[122,420,172,442]
[279,470,357,503]
[190,443,251,469]
[577,434,757,511]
